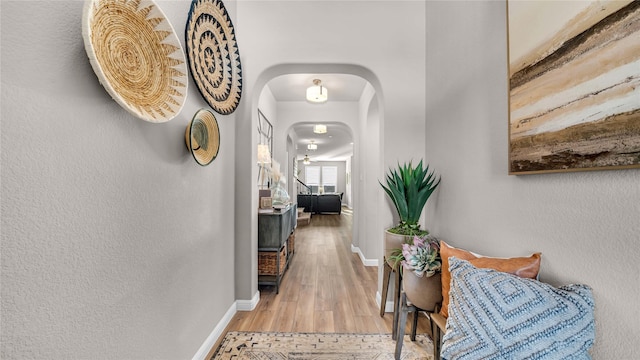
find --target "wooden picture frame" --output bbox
[260,197,273,209]
[507,1,640,175]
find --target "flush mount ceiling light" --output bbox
[313,124,327,134]
[306,79,328,103]
[303,154,310,165]
[307,140,317,150]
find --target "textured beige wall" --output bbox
[425,1,640,358]
[1,1,237,359]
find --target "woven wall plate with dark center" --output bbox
[82,0,188,123]
[185,108,220,166]
[185,0,243,115]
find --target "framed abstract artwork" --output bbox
[507,1,640,174]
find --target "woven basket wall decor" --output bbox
[82,0,188,123]
[185,0,243,115]
[185,108,220,166]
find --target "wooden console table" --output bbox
[258,204,297,293]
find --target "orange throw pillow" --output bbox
[439,240,541,318]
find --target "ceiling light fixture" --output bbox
[313,124,327,134]
[307,140,317,150]
[306,79,328,103]
[303,155,310,165]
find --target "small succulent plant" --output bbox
[396,235,442,277]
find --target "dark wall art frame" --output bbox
[507,0,640,175]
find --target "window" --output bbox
[305,165,338,194]
[305,166,320,193]
[322,166,337,193]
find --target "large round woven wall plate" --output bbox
[185,108,220,166]
[185,0,243,115]
[82,0,188,123]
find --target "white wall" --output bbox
[1,1,237,359]
[234,0,426,302]
[345,156,353,208]
[286,135,296,198]
[425,1,640,358]
[357,84,382,261]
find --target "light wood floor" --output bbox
[207,211,431,357]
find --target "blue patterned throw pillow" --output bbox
[441,257,595,360]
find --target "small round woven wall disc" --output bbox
[185,0,243,115]
[82,0,188,123]
[185,108,220,166]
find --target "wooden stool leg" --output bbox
[430,314,442,360]
[380,258,392,317]
[392,266,402,340]
[394,292,409,360]
[411,309,419,341]
[435,322,441,360]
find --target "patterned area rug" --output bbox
[211,331,433,360]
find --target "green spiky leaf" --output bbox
[380,160,440,234]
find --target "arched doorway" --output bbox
[236,64,385,308]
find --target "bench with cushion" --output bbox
[429,241,595,360]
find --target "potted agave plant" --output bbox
[390,234,443,311]
[380,160,440,267]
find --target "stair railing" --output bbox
[295,178,313,215]
[296,178,312,195]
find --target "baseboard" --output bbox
[191,301,237,360]
[236,290,260,311]
[350,244,379,267]
[192,291,260,360]
[376,291,395,313]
